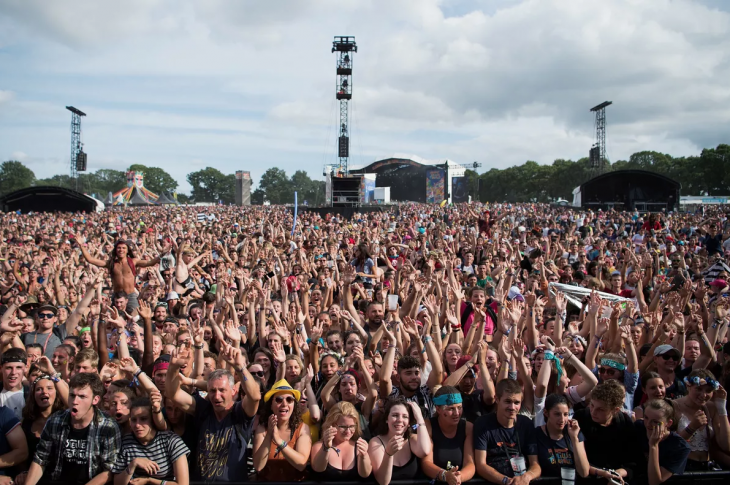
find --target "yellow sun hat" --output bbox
[264,379,301,403]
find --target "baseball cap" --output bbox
[654,344,681,358]
[710,279,728,288]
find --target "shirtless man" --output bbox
[173,241,209,298]
[79,238,166,313]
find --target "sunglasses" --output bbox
[37,313,55,319]
[274,395,296,405]
[250,370,265,378]
[598,367,619,375]
[660,354,680,362]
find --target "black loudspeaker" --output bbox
[76,151,87,171]
[338,136,349,158]
[332,176,360,207]
[589,146,600,168]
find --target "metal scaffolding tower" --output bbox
[66,106,86,189]
[589,101,612,173]
[332,36,357,175]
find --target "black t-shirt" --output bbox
[535,426,584,477]
[473,413,537,478]
[461,390,493,422]
[193,394,255,481]
[59,423,91,485]
[703,234,723,255]
[634,420,691,476]
[635,374,687,406]
[574,408,639,476]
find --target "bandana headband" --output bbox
[32,374,58,386]
[544,350,564,384]
[601,359,626,371]
[684,376,720,390]
[153,362,169,374]
[1,355,25,365]
[433,393,463,406]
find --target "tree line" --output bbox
[1,143,726,205]
[0,161,324,205]
[465,143,730,203]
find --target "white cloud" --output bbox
[0,90,14,103]
[0,0,729,194]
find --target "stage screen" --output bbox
[426,169,445,204]
[452,177,468,203]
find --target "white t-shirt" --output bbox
[533,386,583,427]
[0,389,25,421]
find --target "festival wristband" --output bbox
[716,400,728,416]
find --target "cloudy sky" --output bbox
[1,0,729,194]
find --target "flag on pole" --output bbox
[291,192,298,236]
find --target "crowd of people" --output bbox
[0,202,729,485]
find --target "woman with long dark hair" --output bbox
[253,380,313,481]
[368,396,431,485]
[536,394,589,479]
[350,244,375,287]
[16,371,68,482]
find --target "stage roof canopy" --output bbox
[0,186,100,213]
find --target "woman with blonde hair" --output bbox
[311,401,372,480]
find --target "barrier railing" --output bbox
[44,472,730,485]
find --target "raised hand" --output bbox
[36,356,56,375]
[270,338,286,363]
[224,319,242,343]
[385,435,405,455]
[137,300,152,320]
[690,409,708,429]
[356,437,368,457]
[119,357,139,375]
[149,390,163,413]
[323,425,337,448]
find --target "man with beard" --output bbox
[380,322,443,419]
[80,238,165,313]
[152,301,168,330]
[24,372,121,485]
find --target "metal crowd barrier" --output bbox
[43,472,730,485]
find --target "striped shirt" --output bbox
[111,431,189,480]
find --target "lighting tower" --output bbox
[589,101,612,173]
[66,106,86,190]
[332,36,357,175]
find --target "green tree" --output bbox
[0,161,36,195]
[128,164,178,195]
[258,168,293,204]
[290,170,325,206]
[187,167,235,203]
[93,169,128,195]
[36,174,74,188]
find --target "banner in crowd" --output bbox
[548,282,633,316]
[425,168,445,204]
